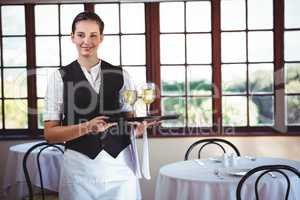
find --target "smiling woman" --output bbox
[43,11,148,200]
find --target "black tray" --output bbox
[105,114,180,123]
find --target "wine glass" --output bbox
[122,89,138,112]
[142,82,156,116]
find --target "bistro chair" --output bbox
[22,142,64,200]
[184,138,240,160]
[236,164,300,200]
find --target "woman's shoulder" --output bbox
[101,60,122,70]
[60,60,79,70]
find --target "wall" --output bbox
[1,137,300,200]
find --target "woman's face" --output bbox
[71,20,103,58]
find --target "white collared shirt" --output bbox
[44,60,133,121]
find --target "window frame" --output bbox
[0,1,299,139]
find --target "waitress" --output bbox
[44,11,150,200]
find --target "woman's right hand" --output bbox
[86,116,116,133]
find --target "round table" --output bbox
[2,141,64,200]
[155,157,300,200]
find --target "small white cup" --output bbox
[223,153,230,168]
[231,154,238,167]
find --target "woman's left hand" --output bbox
[134,120,161,137]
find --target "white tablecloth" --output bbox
[155,157,300,200]
[2,141,64,200]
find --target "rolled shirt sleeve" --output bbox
[44,70,63,121]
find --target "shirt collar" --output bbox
[80,60,101,79]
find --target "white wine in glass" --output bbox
[142,82,156,116]
[123,89,138,111]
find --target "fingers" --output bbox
[94,116,109,120]
[87,116,112,133]
[147,120,161,126]
[106,122,117,128]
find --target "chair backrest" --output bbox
[22,142,64,200]
[184,138,240,160]
[236,164,300,200]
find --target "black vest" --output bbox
[59,60,131,159]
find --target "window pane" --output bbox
[285,63,300,94]
[36,68,57,98]
[4,100,28,129]
[60,4,84,35]
[285,0,300,28]
[95,4,119,34]
[123,66,146,87]
[35,5,59,35]
[161,66,185,96]
[0,102,2,129]
[249,96,274,126]
[161,97,186,127]
[160,2,184,32]
[286,95,300,125]
[221,32,246,62]
[100,35,120,66]
[36,37,60,66]
[249,64,274,94]
[4,68,27,98]
[38,99,44,129]
[121,35,145,65]
[1,6,25,35]
[222,64,246,94]
[2,37,26,66]
[160,34,185,64]
[121,3,145,33]
[188,97,212,127]
[221,0,246,30]
[285,31,300,61]
[61,36,77,66]
[222,96,247,126]
[186,34,211,64]
[186,1,211,32]
[248,31,273,62]
[248,0,273,29]
[187,65,212,95]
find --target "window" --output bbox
[221,0,274,127]
[284,0,300,126]
[1,5,28,130]
[159,2,213,130]
[156,0,300,136]
[95,3,147,116]
[0,1,299,138]
[35,4,84,129]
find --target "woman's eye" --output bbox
[77,34,84,38]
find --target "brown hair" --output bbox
[72,11,104,34]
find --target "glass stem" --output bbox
[146,104,150,116]
[131,105,135,116]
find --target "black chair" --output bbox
[184,138,240,160]
[236,165,300,200]
[22,142,64,200]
